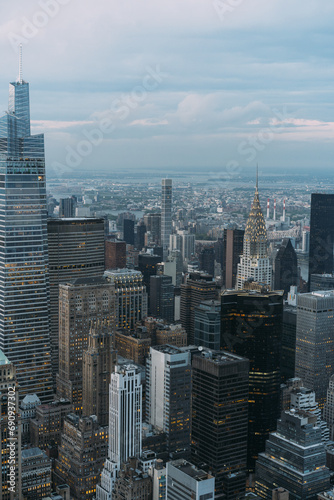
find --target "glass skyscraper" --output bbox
[161,178,172,260]
[0,67,52,402]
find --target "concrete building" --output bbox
[112,457,152,500]
[166,460,215,500]
[194,300,221,350]
[30,399,72,451]
[191,348,249,500]
[48,217,105,386]
[115,328,151,366]
[104,269,148,330]
[55,414,108,500]
[295,291,334,407]
[146,345,191,458]
[0,350,22,499]
[56,277,115,414]
[310,274,334,292]
[20,394,41,445]
[255,410,330,500]
[155,323,187,347]
[21,447,52,500]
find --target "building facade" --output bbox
[149,275,174,322]
[194,300,221,350]
[222,228,244,289]
[166,460,215,500]
[274,238,298,297]
[161,179,172,260]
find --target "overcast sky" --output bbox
[1,0,334,176]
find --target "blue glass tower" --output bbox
[0,58,52,402]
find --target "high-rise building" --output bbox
[181,272,217,344]
[112,457,153,500]
[222,229,244,289]
[56,277,115,413]
[115,327,151,365]
[290,386,329,443]
[55,414,108,500]
[199,246,215,276]
[20,394,41,445]
[178,230,195,261]
[104,269,148,330]
[194,300,221,350]
[236,180,272,289]
[191,348,249,500]
[221,288,283,471]
[30,399,72,451]
[146,345,191,458]
[123,219,135,245]
[48,217,105,385]
[281,306,297,382]
[96,364,142,500]
[59,197,76,218]
[83,320,117,426]
[162,179,172,260]
[295,291,334,407]
[255,409,330,500]
[310,273,334,292]
[149,275,174,322]
[105,239,126,270]
[136,221,146,251]
[166,460,215,500]
[0,66,53,402]
[144,213,161,246]
[274,238,298,297]
[308,194,334,285]
[21,447,52,500]
[324,375,334,440]
[0,350,22,499]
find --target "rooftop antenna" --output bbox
[256,164,259,192]
[19,44,23,84]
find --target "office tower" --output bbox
[255,410,330,500]
[112,457,153,500]
[179,230,196,260]
[199,245,215,276]
[194,299,221,350]
[236,180,272,289]
[324,375,334,440]
[136,221,146,250]
[290,386,329,443]
[56,277,115,413]
[166,460,215,500]
[105,239,126,270]
[162,179,172,260]
[0,68,53,402]
[152,460,167,500]
[309,194,334,284]
[150,275,174,322]
[191,349,249,500]
[221,288,283,471]
[295,291,334,407]
[274,238,298,296]
[48,217,105,386]
[170,233,182,252]
[30,399,72,450]
[222,229,244,289]
[115,328,151,365]
[0,350,22,499]
[20,394,41,445]
[96,365,142,500]
[302,229,310,253]
[138,253,161,302]
[181,272,217,344]
[55,414,108,500]
[83,321,117,426]
[21,447,52,499]
[104,269,148,330]
[123,219,135,245]
[310,273,334,292]
[144,213,161,245]
[281,306,297,381]
[146,345,191,458]
[59,197,76,217]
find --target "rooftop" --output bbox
[0,349,10,366]
[169,460,213,481]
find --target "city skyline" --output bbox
[0,0,333,173]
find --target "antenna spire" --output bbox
[256,164,259,192]
[19,44,23,84]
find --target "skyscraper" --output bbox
[222,228,244,289]
[236,178,272,289]
[309,193,334,286]
[295,291,334,407]
[149,275,174,322]
[221,288,283,471]
[96,364,142,500]
[274,238,298,297]
[48,217,105,386]
[161,179,172,260]
[255,409,330,500]
[191,348,249,500]
[0,57,53,401]
[146,345,191,458]
[194,300,221,350]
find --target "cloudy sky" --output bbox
[1,0,334,176]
